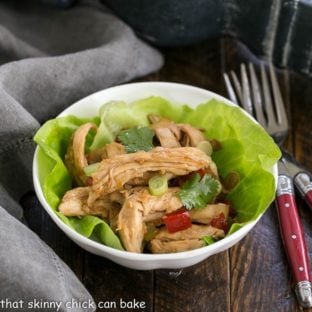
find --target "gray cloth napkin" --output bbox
[0,0,163,310]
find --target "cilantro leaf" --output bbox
[179,173,221,210]
[117,126,155,153]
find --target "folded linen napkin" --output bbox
[0,0,163,310]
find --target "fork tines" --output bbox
[223,62,288,131]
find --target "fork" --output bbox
[224,63,312,308]
[224,63,312,208]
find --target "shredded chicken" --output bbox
[115,188,228,252]
[106,142,126,158]
[86,146,106,164]
[59,187,124,229]
[127,172,175,188]
[149,114,207,148]
[64,122,97,186]
[149,114,181,148]
[189,203,229,224]
[132,188,181,219]
[150,224,225,253]
[87,142,125,164]
[178,124,206,147]
[153,128,181,148]
[116,187,182,252]
[154,224,225,240]
[117,191,146,253]
[88,147,217,206]
[150,239,204,253]
[142,189,182,222]
[58,187,110,218]
[59,113,232,254]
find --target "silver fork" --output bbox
[224,63,288,143]
[224,64,312,209]
[224,63,312,308]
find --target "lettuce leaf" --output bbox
[34,96,280,249]
[90,97,192,149]
[182,99,281,226]
[34,115,124,250]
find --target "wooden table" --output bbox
[24,37,312,312]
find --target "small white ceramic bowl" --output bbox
[33,82,277,270]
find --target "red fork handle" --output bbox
[294,172,312,210]
[276,174,311,284]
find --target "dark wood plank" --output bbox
[289,71,312,171]
[154,254,230,312]
[137,39,225,95]
[230,207,299,312]
[83,255,154,311]
[21,191,43,236]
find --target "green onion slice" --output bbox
[148,175,168,196]
[196,140,213,156]
[83,162,101,176]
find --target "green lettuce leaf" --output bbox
[181,99,280,226]
[34,115,124,250]
[34,96,281,250]
[90,97,192,149]
[202,235,217,246]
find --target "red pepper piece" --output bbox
[197,168,209,177]
[219,199,236,217]
[162,208,192,233]
[210,213,228,232]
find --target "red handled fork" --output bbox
[224,63,312,308]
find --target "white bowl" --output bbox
[33,82,277,270]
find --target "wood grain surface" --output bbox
[23,37,312,312]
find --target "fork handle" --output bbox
[294,172,312,210]
[276,175,311,285]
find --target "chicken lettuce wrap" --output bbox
[34,96,281,253]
